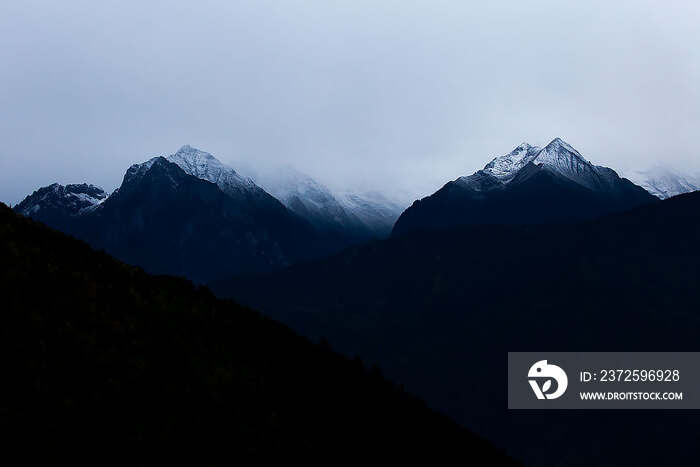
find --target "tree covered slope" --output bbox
[0,203,518,466]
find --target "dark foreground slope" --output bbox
[0,204,518,466]
[214,191,700,467]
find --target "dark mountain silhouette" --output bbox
[214,191,700,467]
[0,202,519,466]
[91,157,292,281]
[393,138,658,236]
[166,145,335,259]
[14,152,330,282]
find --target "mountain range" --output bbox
[17,139,695,281]
[16,154,310,281]
[393,138,659,235]
[14,145,406,281]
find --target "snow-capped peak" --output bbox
[543,137,576,153]
[531,138,600,188]
[166,145,260,198]
[462,138,628,192]
[535,138,589,166]
[482,142,541,182]
[169,145,228,178]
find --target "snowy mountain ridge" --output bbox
[109,145,404,243]
[257,167,404,239]
[482,142,542,182]
[468,137,625,192]
[392,137,659,236]
[167,145,262,199]
[259,168,362,226]
[15,183,108,217]
[622,167,699,199]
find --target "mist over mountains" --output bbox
[14,139,700,282]
[255,167,404,240]
[622,166,700,199]
[14,145,405,281]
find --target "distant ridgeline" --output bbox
[14,145,404,282]
[0,203,520,466]
[14,140,690,283]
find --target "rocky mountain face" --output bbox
[165,146,325,263]
[14,182,107,219]
[392,138,658,236]
[92,156,290,281]
[14,147,330,282]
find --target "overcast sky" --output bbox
[2,0,699,205]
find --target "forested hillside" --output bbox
[0,203,518,466]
